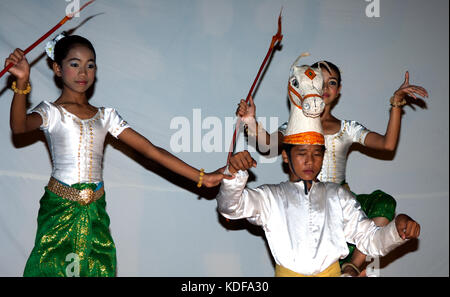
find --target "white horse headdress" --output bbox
[283,53,325,146]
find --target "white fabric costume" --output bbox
[218,58,405,276]
[217,169,404,275]
[279,120,371,183]
[30,101,130,185]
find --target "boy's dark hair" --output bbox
[311,60,341,87]
[54,35,96,66]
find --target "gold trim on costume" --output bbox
[47,177,104,205]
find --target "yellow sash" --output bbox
[275,262,341,277]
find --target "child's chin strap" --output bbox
[287,151,314,195]
[296,178,313,195]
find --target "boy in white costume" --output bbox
[216,60,420,277]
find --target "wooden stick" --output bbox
[226,11,283,165]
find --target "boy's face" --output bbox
[282,145,324,181]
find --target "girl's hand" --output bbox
[236,96,256,124]
[393,71,429,103]
[202,166,234,187]
[395,214,421,240]
[5,49,30,81]
[228,150,257,174]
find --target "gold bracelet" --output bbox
[390,96,406,108]
[197,168,205,188]
[341,262,361,275]
[11,81,31,95]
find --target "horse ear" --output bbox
[289,52,310,73]
[317,61,332,74]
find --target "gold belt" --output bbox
[47,177,104,205]
[275,262,341,277]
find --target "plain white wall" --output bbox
[0,0,448,276]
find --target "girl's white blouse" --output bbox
[280,120,371,183]
[30,101,130,185]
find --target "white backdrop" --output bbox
[0,0,448,276]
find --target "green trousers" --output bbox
[24,183,116,277]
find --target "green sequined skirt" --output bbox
[340,186,397,265]
[23,183,116,277]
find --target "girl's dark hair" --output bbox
[311,60,341,87]
[53,35,96,66]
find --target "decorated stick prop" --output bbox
[226,11,283,165]
[0,0,96,79]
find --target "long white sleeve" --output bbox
[216,169,271,226]
[339,187,405,257]
[216,177,407,275]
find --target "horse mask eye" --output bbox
[291,78,299,88]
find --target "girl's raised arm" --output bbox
[364,71,428,151]
[236,95,283,154]
[6,48,42,134]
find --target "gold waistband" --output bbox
[47,177,104,205]
[275,262,341,277]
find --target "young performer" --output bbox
[218,61,420,277]
[236,60,428,275]
[5,33,231,276]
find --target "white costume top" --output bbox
[30,101,130,185]
[216,169,405,275]
[280,120,371,183]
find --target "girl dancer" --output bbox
[5,34,231,276]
